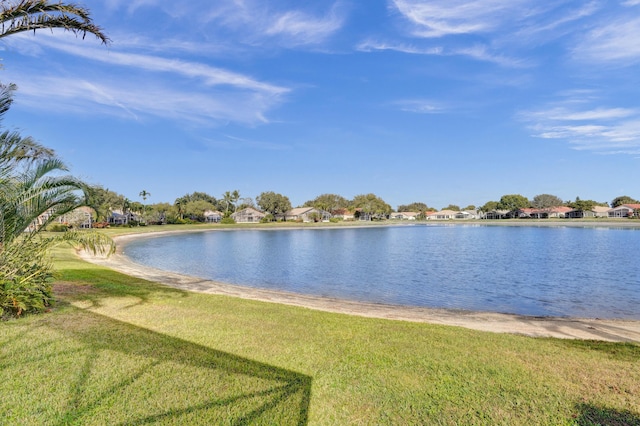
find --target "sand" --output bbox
[79,229,640,343]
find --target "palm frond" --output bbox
[0,0,109,44]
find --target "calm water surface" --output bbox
[123,225,640,319]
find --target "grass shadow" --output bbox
[574,403,640,426]
[54,266,188,310]
[16,308,311,425]
[549,339,640,362]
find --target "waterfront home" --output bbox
[109,210,141,226]
[483,209,510,219]
[455,210,480,220]
[204,210,223,223]
[232,207,266,223]
[608,204,640,218]
[285,207,331,222]
[426,210,458,220]
[565,206,610,218]
[390,212,419,220]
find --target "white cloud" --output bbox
[265,7,344,46]
[521,100,640,154]
[356,39,525,67]
[573,16,640,64]
[390,0,530,38]
[395,99,448,114]
[10,74,281,126]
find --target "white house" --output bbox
[204,210,223,223]
[608,204,640,218]
[390,212,419,220]
[284,207,331,222]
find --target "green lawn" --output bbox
[1,228,639,424]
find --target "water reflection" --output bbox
[124,226,640,319]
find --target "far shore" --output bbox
[80,222,640,342]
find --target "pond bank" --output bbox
[80,229,640,342]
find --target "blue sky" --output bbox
[1,0,639,209]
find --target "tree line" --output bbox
[88,187,639,225]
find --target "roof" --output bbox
[286,207,315,216]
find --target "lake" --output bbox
[123,225,640,319]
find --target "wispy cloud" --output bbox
[264,7,345,46]
[390,0,531,38]
[4,32,289,126]
[572,16,640,64]
[356,39,526,67]
[520,97,640,155]
[11,74,282,126]
[394,99,448,114]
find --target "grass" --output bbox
[1,226,639,424]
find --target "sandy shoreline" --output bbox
[79,227,640,343]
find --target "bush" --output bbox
[0,239,54,319]
[47,223,69,232]
[261,214,274,223]
[329,217,342,223]
[220,217,235,224]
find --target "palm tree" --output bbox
[0,85,113,317]
[0,0,109,44]
[231,189,240,213]
[222,191,233,215]
[139,189,150,220]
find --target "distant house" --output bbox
[608,204,640,218]
[109,210,140,226]
[426,210,458,220]
[232,207,266,223]
[204,210,223,223]
[285,207,331,222]
[455,210,479,220]
[390,212,419,220]
[566,206,610,219]
[484,210,510,220]
[333,209,355,221]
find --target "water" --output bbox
[123,225,640,319]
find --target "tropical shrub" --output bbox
[220,216,235,224]
[0,84,114,318]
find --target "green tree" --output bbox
[497,194,530,211]
[184,200,216,222]
[397,202,429,213]
[87,186,125,222]
[231,190,240,212]
[0,86,113,318]
[531,194,563,209]
[139,189,150,220]
[611,195,639,208]
[462,205,476,211]
[351,193,391,220]
[0,0,108,44]
[480,201,499,212]
[304,193,349,214]
[222,191,233,215]
[567,197,596,212]
[442,204,460,211]
[256,191,291,220]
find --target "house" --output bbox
[333,208,355,221]
[426,210,458,220]
[108,210,141,226]
[483,209,510,220]
[608,204,640,218]
[204,210,223,223]
[455,210,479,220]
[565,206,610,219]
[285,207,331,222]
[390,212,419,220]
[232,207,266,223]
